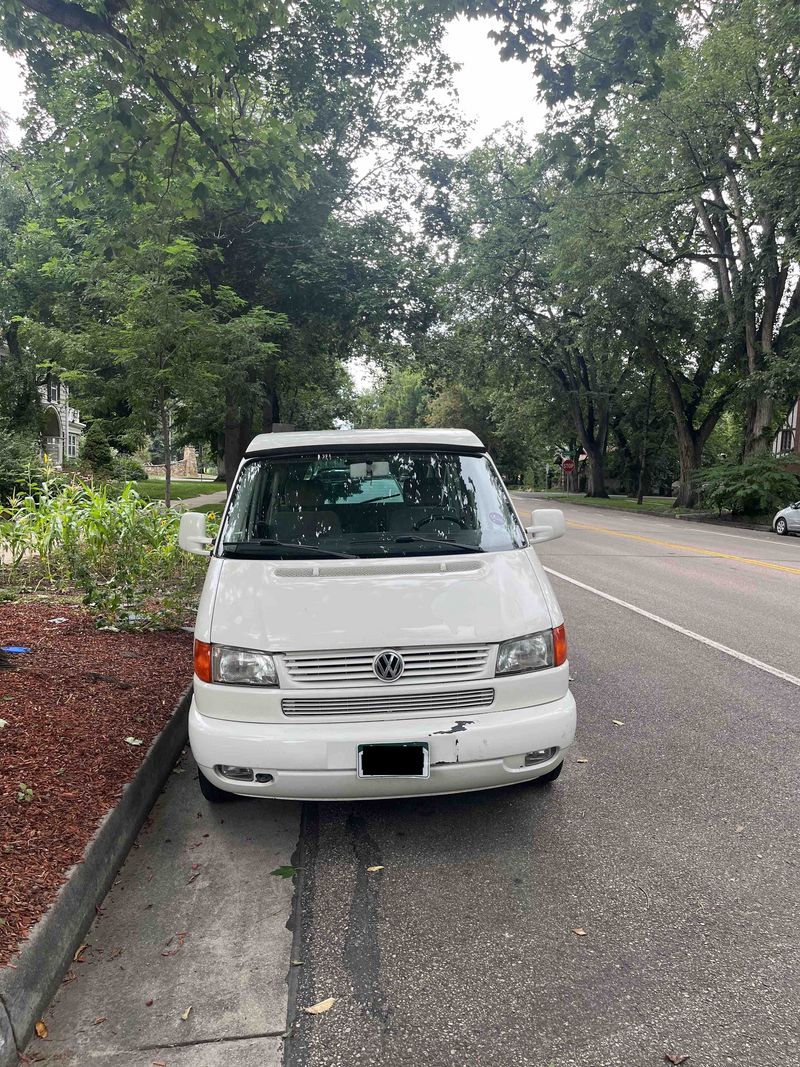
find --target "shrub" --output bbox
[81,422,114,476]
[0,422,44,501]
[0,478,218,629]
[699,454,800,516]
[113,454,149,481]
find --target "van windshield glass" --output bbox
[219,450,526,558]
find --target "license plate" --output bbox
[357,742,430,779]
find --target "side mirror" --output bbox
[526,508,566,545]
[179,512,213,555]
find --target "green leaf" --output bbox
[270,865,298,878]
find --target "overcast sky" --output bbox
[0,16,546,147]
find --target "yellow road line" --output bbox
[566,520,800,577]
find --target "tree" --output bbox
[481,0,800,456]
[80,420,113,476]
[1,1,459,478]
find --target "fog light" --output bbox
[255,773,274,784]
[524,748,557,767]
[216,765,254,782]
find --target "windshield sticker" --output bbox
[489,511,504,525]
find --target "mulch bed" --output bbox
[0,602,191,967]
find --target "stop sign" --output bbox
[562,458,576,473]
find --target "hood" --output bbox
[209,549,552,652]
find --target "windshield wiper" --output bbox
[351,536,483,555]
[222,539,357,559]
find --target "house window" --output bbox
[48,378,60,403]
[68,433,79,459]
[779,428,794,454]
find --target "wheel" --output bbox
[198,768,235,803]
[531,759,564,786]
[775,517,788,535]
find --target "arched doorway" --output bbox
[42,406,63,465]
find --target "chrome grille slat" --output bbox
[282,644,492,688]
[282,688,495,717]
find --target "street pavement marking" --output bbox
[566,520,800,577]
[545,567,800,690]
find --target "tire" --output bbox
[198,768,235,803]
[775,517,788,536]
[531,759,564,786]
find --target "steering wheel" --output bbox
[413,513,467,531]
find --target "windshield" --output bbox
[219,449,526,558]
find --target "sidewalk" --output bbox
[170,490,227,510]
[28,750,299,1066]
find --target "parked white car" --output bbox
[179,429,576,801]
[773,501,800,535]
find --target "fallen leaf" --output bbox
[73,943,87,962]
[270,865,297,878]
[94,1017,107,1025]
[367,865,384,872]
[0,720,7,729]
[735,825,745,833]
[303,997,335,1015]
[124,736,143,746]
[575,757,588,764]
[571,928,587,936]
[152,1061,167,1066]
[181,1006,192,1021]
[611,719,625,726]
[35,1021,48,1039]
[664,1055,690,1065]
[291,959,304,966]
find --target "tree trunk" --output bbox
[160,392,172,508]
[583,444,608,497]
[744,392,774,456]
[674,427,703,508]
[223,401,252,487]
[636,373,655,506]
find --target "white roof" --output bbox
[246,428,485,455]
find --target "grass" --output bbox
[518,492,688,516]
[134,479,226,501]
[191,501,224,515]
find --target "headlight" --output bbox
[211,645,278,686]
[496,628,560,675]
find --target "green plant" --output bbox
[113,455,149,482]
[17,784,34,803]
[699,455,800,516]
[0,421,44,501]
[81,422,114,476]
[0,478,219,629]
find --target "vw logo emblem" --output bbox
[373,649,404,682]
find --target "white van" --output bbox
[179,429,575,801]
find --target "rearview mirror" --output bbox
[526,508,566,545]
[179,511,213,555]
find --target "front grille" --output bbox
[281,688,495,718]
[282,644,492,687]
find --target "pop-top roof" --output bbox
[245,428,485,455]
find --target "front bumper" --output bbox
[189,691,576,800]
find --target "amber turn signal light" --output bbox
[194,639,212,683]
[552,623,568,667]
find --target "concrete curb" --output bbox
[0,686,192,1067]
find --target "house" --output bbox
[772,396,800,473]
[39,372,85,466]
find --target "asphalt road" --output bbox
[285,501,800,1067]
[31,501,799,1067]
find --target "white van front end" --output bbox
[182,429,576,801]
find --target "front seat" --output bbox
[275,479,341,541]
